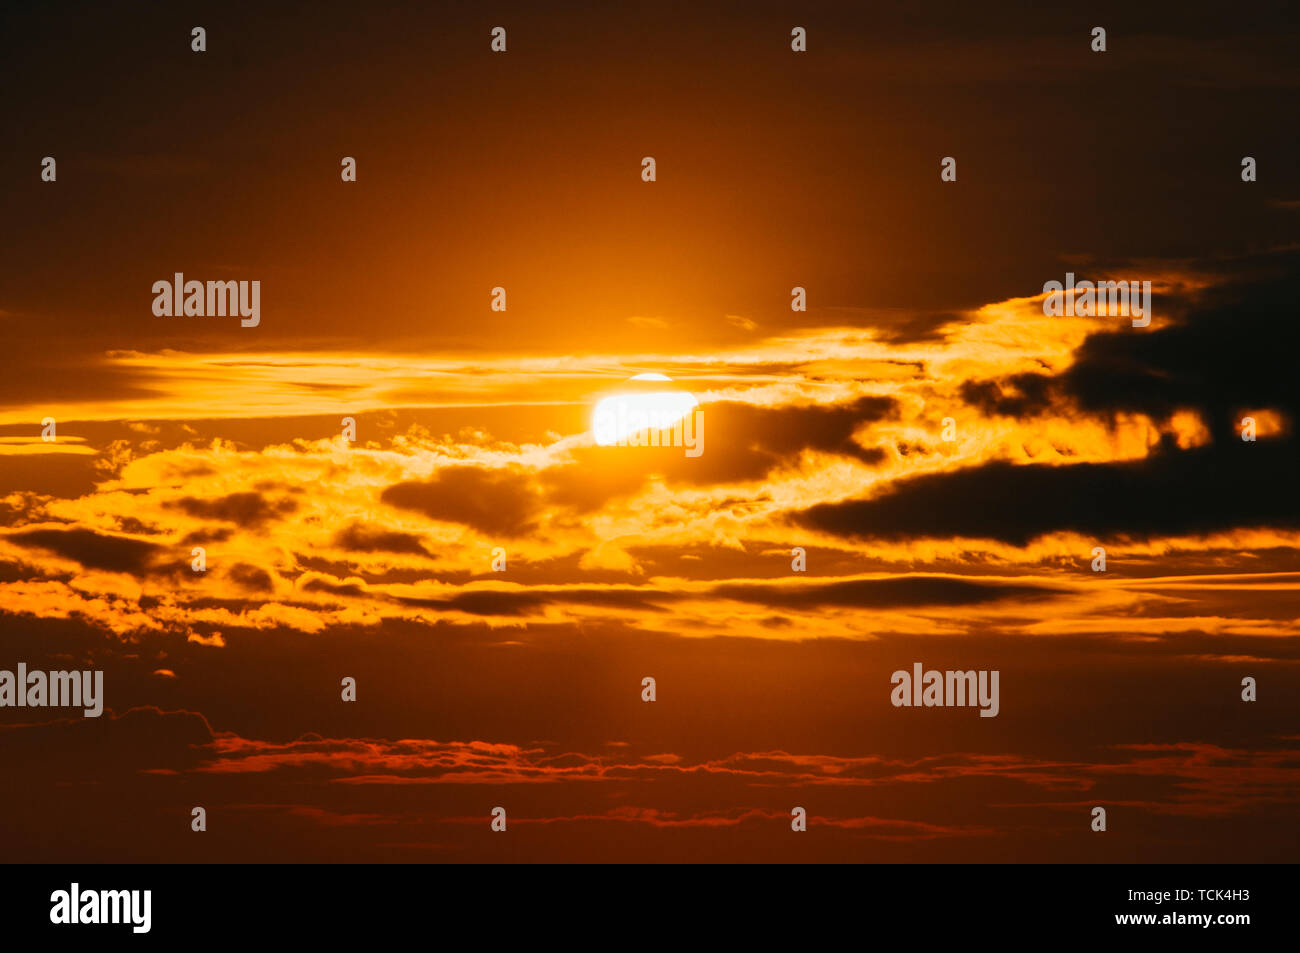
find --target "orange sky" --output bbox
[1,0,1298,862]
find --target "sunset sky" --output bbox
[1,1,1297,862]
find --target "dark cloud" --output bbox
[181,527,235,545]
[301,577,367,598]
[6,527,166,574]
[712,575,1060,608]
[0,706,214,777]
[1061,261,1300,440]
[171,491,298,527]
[227,562,275,592]
[798,437,1299,546]
[860,254,1300,546]
[960,373,1055,418]
[962,252,1300,439]
[113,516,161,535]
[396,587,668,616]
[382,466,541,536]
[333,522,431,556]
[296,555,434,586]
[392,575,1054,616]
[666,396,896,485]
[871,310,962,344]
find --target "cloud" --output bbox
[170,491,299,528]
[382,466,541,537]
[0,706,213,776]
[712,575,1061,609]
[6,527,169,575]
[333,523,431,556]
[797,438,1300,546]
[226,562,275,593]
[961,252,1300,439]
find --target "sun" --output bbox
[592,373,699,446]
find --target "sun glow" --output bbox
[592,374,699,445]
